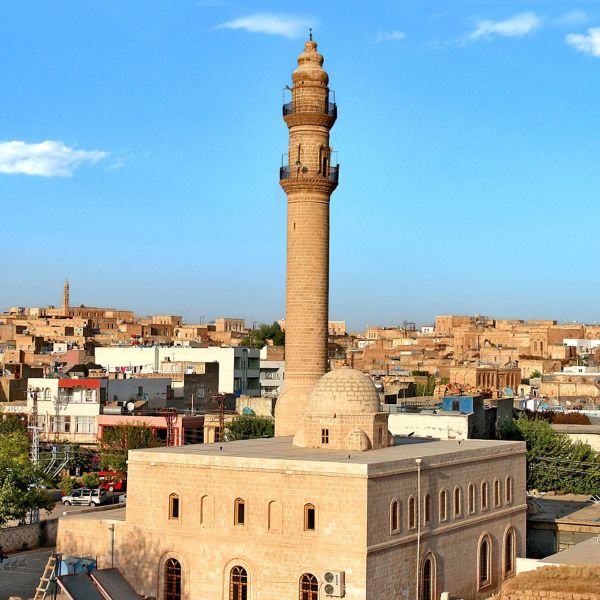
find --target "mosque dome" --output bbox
[307,367,381,416]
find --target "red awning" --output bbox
[59,379,101,389]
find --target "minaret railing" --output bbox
[282,101,337,118]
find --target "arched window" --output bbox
[268,500,282,533]
[424,493,432,524]
[304,503,316,531]
[420,553,436,600]
[533,341,538,352]
[169,493,179,520]
[505,476,513,504]
[234,498,245,526]
[164,558,182,600]
[200,494,214,526]
[478,534,492,589]
[503,528,516,579]
[299,573,319,600]
[390,499,400,532]
[229,565,248,600]
[408,496,416,529]
[481,481,489,510]
[494,479,501,507]
[439,489,447,522]
[468,483,475,514]
[453,487,462,517]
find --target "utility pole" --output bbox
[29,388,41,466]
[28,387,42,524]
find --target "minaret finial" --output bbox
[309,27,312,41]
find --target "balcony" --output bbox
[280,164,339,184]
[282,101,337,119]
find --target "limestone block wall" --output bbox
[365,447,527,599]
[60,459,370,600]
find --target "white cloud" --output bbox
[566,27,600,57]
[376,30,406,42]
[0,140,107,177]
[215,13,314,39]
[469,12,543,41]
[555,11,591,27]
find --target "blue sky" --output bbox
[1,0,599,330]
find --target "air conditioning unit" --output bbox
[322,571,345,597]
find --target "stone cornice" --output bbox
[284,113,336,129]
[280,177,338,195]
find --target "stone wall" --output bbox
[0,519,58,553]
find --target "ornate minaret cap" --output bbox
[293,37,328,85]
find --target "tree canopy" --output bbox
[500,417,600,494]
[99,422,163,473]
[224,415,275,441]
[0,417,54,525]
[242,322,285,349]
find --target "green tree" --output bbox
[0,428,30,464]
[60,475,74,496]
[529,370,542,379]
[415,375,437,397]
[82,473,100,489]
[499,417,600,494]
[99,423,163,473]
[0,424,54,524]
[243,322,285,349]
[0,414,27,435]
[224,415,275,441]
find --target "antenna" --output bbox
[309,27,313,41]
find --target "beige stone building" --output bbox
[57,37,527,600]
[58,369,526,599]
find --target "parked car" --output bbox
[62,488,107,506]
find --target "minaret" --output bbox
[63,279,70,316]
[275,34,339,437]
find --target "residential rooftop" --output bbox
[527,494,600,525]
[542,536,600,567]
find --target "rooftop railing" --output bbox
[280,164,339,184]
[282,101,337,118]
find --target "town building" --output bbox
[94,346,260,396]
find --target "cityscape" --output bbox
[2,1,600,600]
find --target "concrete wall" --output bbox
[387,412,472,440]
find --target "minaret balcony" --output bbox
[282,101,337,119]
[279,164,339,193]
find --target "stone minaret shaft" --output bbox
[63,279,70,316]
[275,38,339,437]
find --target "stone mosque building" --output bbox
[57,38,527,600]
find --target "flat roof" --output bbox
[129,436,525,477]
[543,536,600,566]
[528,495,600,525]
[61,507,126,522]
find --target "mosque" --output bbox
[57,37,526,600]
